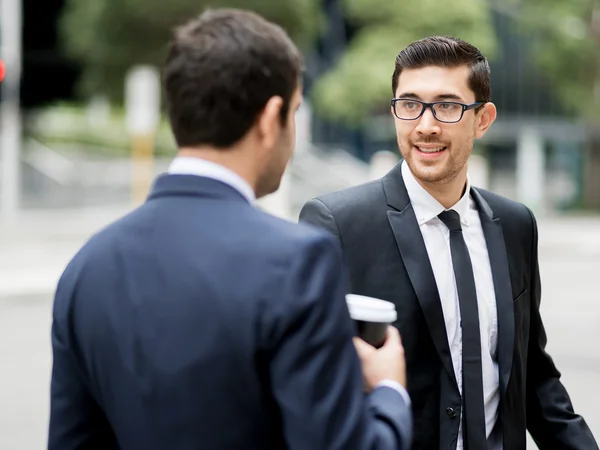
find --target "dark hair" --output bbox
[163,9,303,149]
[392,36,491,103]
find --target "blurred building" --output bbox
[5,0,598,215]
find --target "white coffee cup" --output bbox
[346,294,397,348]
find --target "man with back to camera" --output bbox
[300,36,598,449]
[47,8,413,450]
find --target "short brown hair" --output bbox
[392,36,491,103]
[163,9,303,149]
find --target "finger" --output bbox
[383,325,402,346]
[353,337,375,358]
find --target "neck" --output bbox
[177,146,258,193]
[417,169,468,209]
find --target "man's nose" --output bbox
[415,107,441,135]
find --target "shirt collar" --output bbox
[168,156,256,204]
[401,160,472,227]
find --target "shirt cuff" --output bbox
[375,380,411,407]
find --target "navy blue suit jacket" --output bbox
[48,174,412,450]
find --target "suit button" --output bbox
[446,407,457,418]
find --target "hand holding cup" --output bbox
[353,326,406,391]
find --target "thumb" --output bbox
[382,325,401,347]
[353,337,375,359]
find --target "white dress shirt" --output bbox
[167,156,412,408]
[402,161,500,449]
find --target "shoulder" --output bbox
[55,205,343,299]
[474,187,537,234]
[311,178,385,216]
[54,208,142,285]
[475,187,533,217]
[51,211,136,319]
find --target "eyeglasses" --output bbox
[391,98,485,123]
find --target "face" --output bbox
[254,85,302,198]
[392,65,496,186]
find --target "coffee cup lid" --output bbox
[345,294,397,323]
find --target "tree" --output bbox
[59,0,322,101]
[498,0,600,208]
[309,0,498,124]
[493,0,599,118]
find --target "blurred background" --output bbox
[1,0,599,448]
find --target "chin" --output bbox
[416,172,450,184]
[409,161,451,183]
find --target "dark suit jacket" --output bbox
[299,163,597,450]
[48,174,412,450]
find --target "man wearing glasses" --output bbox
[300,36,598,449]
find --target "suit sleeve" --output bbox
[266,232,412,450]
[524,209,599,449]
[299,198,343,248]
[48,265,117,450]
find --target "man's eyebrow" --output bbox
[434,93,464,101]
[395,92,465,102]
[396,92,420,99]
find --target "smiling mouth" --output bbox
[415,146,447,153]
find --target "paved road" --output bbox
[0,295,52,450]
[1,215,599,449]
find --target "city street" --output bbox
[2,0,600,448]
[1,213,599,449]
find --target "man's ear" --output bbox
[257,96,284,150]
[475,102,497,139]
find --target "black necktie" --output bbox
[438,210,487,449]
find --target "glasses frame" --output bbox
[391,98,485,123]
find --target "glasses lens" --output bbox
[433,103,462,122]
[394,100,423,119]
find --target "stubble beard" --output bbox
[401,140,472,187]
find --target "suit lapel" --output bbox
[471,189,514,396]
[383,165,458,388]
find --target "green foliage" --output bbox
[503,0,600,119]
[59,0,322,101]
[60,0,600,124]
[310,0,498,124]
